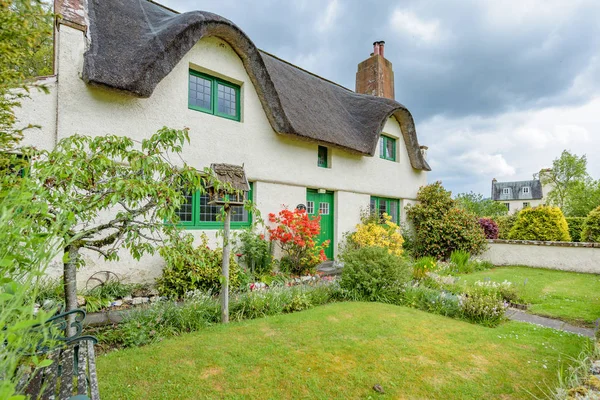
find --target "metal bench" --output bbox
[18,309,100,400]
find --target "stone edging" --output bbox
[488,239,600,248]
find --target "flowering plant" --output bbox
[352,213,404,256]
[267,207,329,275]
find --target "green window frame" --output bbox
[188,70,241,121]
[379,135,396,161]
[370,196,400,224]
[317,146,328,168]
[175,182,253,229]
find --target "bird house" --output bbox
[206,163,249,206]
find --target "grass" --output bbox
[96,302,589,399]
[458,266,600,327]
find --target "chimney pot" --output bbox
[356,40,395,99]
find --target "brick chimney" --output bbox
[54,0,87,32]
[355,41,395,99]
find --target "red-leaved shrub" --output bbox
[478,218,499,239]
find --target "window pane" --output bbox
[217,83,237,117]
[379,138,385,158]
[307,201,315,214]
[318,146,328,167]
[389,200,399,223]
[385,138,395,160]
[379,200,387,217]
[370,197,377,216]
[230,204,249,222]
[189,74,212,110]
[319,202,330,215]
[176,193,193,222]
[199,193,219,222]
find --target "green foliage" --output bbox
[494,214,518,239]
[455,191,508,217]
[99,294,219,348]
[393,284,462,318]
[0,0,53,153]
[234,228,274,276]
[563,179,600,217]
[339,246,412,301]
[541,151,589,210]
[581,206,600,243]
[406,182,487,259]
[30,128,239,311]
[450,250,471,272]
[157,233,242,298]
[412,256,437,280]
[565,217,585,242]
[97,284,339,349]
[508,206,571,241]
[459,290,505,327]
[0,183,70,399]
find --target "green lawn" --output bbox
[97,302,589,399]
[459,266,600,327]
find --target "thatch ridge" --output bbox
[82,0,430,171]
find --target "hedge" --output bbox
[508,206,570,242]
[565,217,585,242]
[581,206,600,243]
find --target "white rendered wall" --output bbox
[502,199,544,215]
[480,241,600,274]
[18,25,428,284]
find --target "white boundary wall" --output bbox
[481,239,600,274]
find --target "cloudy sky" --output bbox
[162,0,600,197]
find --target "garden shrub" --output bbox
[581,206,600,243]
[459,291,505,327]
[392,284,462,318]
[406,182,487,259]
[339,246,412,301]
[412,256,437,280]
[267,208,328,275]
[350,213,404,256]
[494,214,518,240]
[565,217,585,242]
[508,205,571,241]
[157,233,242,298]
[478,218,499,239]
[234,228,274,276]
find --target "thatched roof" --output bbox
[82,0,430,171]
[209,164,250,192]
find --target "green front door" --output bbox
[306,189,334,260]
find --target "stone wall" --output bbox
[480,239,600,274]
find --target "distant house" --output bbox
[491,175,549,215]
[15,0,430,283]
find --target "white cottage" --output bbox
[16,0,430,283]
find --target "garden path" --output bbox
[506,308,596,338]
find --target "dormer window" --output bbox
[502,188,509,195]
[188,70,241,121]
[523,187,530,194]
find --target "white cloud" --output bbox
[421,96,600,195]
[316,0,340,33]
[389,9,441,44]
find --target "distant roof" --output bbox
[492,180,543,201]
[82,0,430,171]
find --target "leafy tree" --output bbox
[581,206,600,243]
[406,182,487,259]
[563,179,600,217]
[31,128,229,315]
[1,0,53,153]
[540,150,588,210]
[455,191,508,217]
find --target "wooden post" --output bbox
[221,205,231,323]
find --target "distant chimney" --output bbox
[355,40,395,100]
